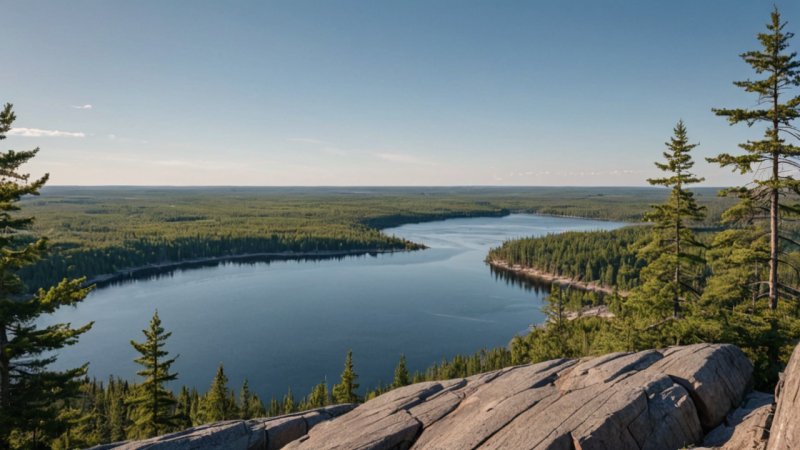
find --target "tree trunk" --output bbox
[769,178,779,310]
[765,58,782,378]
[769,75,780,310]
[674,182,681,319]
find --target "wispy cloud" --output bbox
[71,104,93,110]
[287,137,331,145]
[374,152,437,166]
[8,127,86,138]
[102,155,257,172]
[287,137,434,165]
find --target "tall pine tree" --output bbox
[0,103,94,449]
[127,311,178,438]
[201,364,235,422]
[332,350,359,404]
[635,120,706,320]
[392,355,409,389]
[709,7,800,310]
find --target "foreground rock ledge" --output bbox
[100,343,764,450]
[288,343,752,450]
[89,404,356,450]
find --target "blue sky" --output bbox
[2,1,799,186]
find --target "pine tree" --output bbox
[0,102,94,449]
[709,7,800,310]
[306,382,330,409]
[201,364,234,422]
[268,398,281,417]
[106,378,128,442]
[635,121,706,320]
[175,386,192,429]
[127,311,178,438]
[247,393,266,419]
[282,387,296,414]
[237,380,257,419]
[332,350,360,404]
[392,355,410,389]
[188,388,201,426]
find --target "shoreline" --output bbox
[487,259,627,297]
[82,212,633,289]
[86,248,411,286]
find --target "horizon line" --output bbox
[41,184,732,189]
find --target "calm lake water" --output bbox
[40,214,624,400]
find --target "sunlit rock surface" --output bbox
[101,342,800,450]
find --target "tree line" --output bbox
[17,186,733,292]
[46,312,369,449]
[488,226,650,291]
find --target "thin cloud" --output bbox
[101,155,256,171]
[71,104,93,110]
[287,137,331,145]
[374,152,437,166]
[8,127,86,138]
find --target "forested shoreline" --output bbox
[18,186,734,291]
[487,226,649,293]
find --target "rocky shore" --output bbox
[488,259,624,296]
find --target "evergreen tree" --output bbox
[0,102,94,449]
[306,382,330,409]
[188,388,201,426]
[175,386,192,429]
[268,397,281,417]
[126,311,178,438]
[247,393,266,419]
[237,380,261,419]
[282,387,296,414]
[201,364,234,422]
[332,350,360,404]
[106,378,128,442]
[709,7,800,310]
[634,121,706,320]
[238,380,251,419]
[392,355,410,389]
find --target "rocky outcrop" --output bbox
[767,341,800,450]
[89,404,355,450]
[108,342,800,450]
[287,343,752,450]
[698,390,774,450]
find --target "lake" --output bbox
[39,214,624,400]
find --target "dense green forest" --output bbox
[18,186,733,290]
[488,226,650,291]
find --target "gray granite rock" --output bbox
[89,404,355,450]
[97,343,763,450]
[287,344,751,450]
[767,341,800,450]
[699,390,773,450]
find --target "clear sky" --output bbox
[2,1,799,186]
